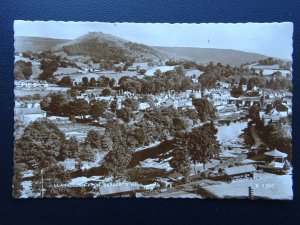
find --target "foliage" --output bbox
[63,37,133,63]
[187,123,220,170]
[123,98,139,111]
[68,99,90,118]
[85,130,103,149]
[57,76,72,87]
[89,100,107,120]
[42,93,70,116]
[101,88,112,96]
[38,60,59,83]
[170,133,190,176]
[102,122,133,180]
[192,98,217,122]
[116,107,132,122]
[110,98,118,113]
[248,104,260,122]
[230,84,243,97]
[14,119,65,169]
[14,60,32,80]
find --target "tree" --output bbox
[116,107,132,122]
[90,100,107,120]
[109,78,115,88]
[110,98,118,113]
[170,133,190,177]
[175,65,185,76]
[249,104,260,122]
[154,69,162,77]
[14,61,33,80]
[123,98,139,111]
[101,88,111,96]
[78,144,95,162]
[38,60,58,83]
[239,77,248,85]
[63,136,79,159]
[82,77,89,86]
[139,69,146,75]
[123,65,128,71]
[198,72,218,89]
[15,119,65,169]
[192,98,217,122]
[68,99,90,118]
[230,84,243,97]
[188,123,220,171]
[57,76,72,87]
[90,77,96,85]
[47,93,70,116]
[85,130,102,149]
[102,123,132,180]
[102,145,132,180]
[115,66,123,73]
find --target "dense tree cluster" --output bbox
[38,60,59,83]
[258,57,292,70]
[171,123,220,175]
[62,38,134,64]
[41,93,108,120]
[192,98,217,122]
[119,70,198,94]
[14,60,32,80]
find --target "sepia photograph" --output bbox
[13,21,293,199]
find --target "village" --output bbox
[13,30,293,200]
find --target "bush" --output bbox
[101,88,112,96]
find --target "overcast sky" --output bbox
[14,21,293,60]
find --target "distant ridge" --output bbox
[153,46,269,66]
[15,34,271,66]
[15,36,70,53]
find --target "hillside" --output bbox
[53,32,166,63]
[15,33,271,66]
[15,36,70,53]
[153,46,269,66]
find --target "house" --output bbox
[216,81,231,89]
[143,182,159,191]
[260,109,281,126]
[264,149,288,169]
[138,102,151,111]
[99,182,142,197]
[242,85,248,92]
[223,165,256,179]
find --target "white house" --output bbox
[216,81,231,89]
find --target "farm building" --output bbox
[223,165,256,179]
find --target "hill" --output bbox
[15,33,271,66]
[53,32,166,63]
[153,46,269,66]
[15,36,70,53]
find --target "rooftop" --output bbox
[223,165,256,176]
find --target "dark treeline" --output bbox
[62,38,134,64]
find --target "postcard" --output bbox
[13,21,293,199]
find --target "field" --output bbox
[145,66,176,76]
